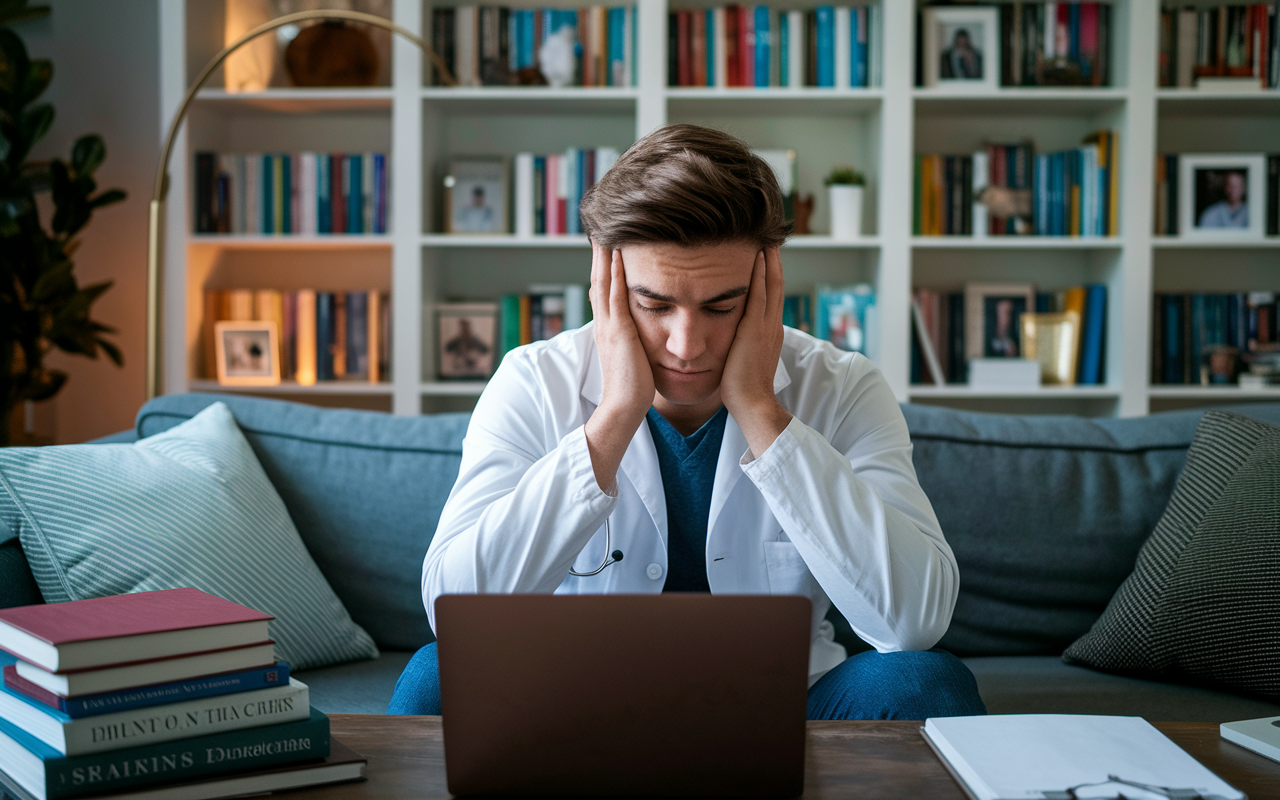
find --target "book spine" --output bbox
[316,154,331,234]
[346,291,369,379]
[816,6,834,87]
[834,6,850,88]
[374,153,387,234]
[755,5,770,87]
[332,154,346,235]
[362,153,374,234]
[515,152,534,237]
[1080,284,1107,385]
[333,293,347,378]
[347,155,362,234]
[714,7,728,87]
[316,292,334,382]
[39,709,329,800]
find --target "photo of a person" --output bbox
[1195,169,1249,229]
[984,296,1026,358]
[446,159,508,234]
[940,26,983,80]
[444,318,491,374]
[438,311,496,378]
[456,185,497,232]
[224,330,272,376]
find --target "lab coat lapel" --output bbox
[618,422,668,549]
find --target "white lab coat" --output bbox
[422,324,958,684]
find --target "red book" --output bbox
[691,11,707,87]
[1080,4,1098,80]
[739,5,752,88]
[331,153,346,234]
[677,10,691,86]
[0,589,272,673]
[725,6,739,86]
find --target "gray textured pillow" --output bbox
[1063,411,1280,700]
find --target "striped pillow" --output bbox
[0,402,378,671]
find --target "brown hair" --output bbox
[579,124,791,249]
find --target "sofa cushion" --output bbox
[964,656,1280,722]
[1063,411,1280,700]
[294,650,416,715]
[136,393,470,652]
[901,402,1280,657]
[0,402,378,671]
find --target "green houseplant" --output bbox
[0,3,126,446]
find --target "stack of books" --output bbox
[914,131,1119,238]
[201,289,391,384]
[0,589,364,800]
[1152,291,1280,386]
[429,5,637,87]
[512,148,621,237]
[1158,4,1279,89]
[996,2,1115,87]
[193,152,388,236]
[667,4,882,88]
[497,284,589,362]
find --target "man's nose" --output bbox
[666,313,707,363]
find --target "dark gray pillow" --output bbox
[1063,411,1280,701]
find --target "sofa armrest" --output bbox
[0,538,42,609]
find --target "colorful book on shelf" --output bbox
[0,737,363,800]
[0,665,309,757]
[511,148,619,236]
[992,2,1113,87]
[815,284,876,357]
[3,662,290,720]
[0,706,329,800]
[1159,4,1278,88]
[497,285,590,358]
[0,590,272,676]
[1153,291,1280,386]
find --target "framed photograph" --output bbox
[437,302,498,379]
[444,158,508,234]
[964,283,1035,361]
[214,321,281,386]
[1179,154,1266,241]
[922,6,999,92]
[1021,311,1081,386]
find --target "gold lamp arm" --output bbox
[146,10,454,400]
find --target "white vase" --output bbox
[828,185,864,239]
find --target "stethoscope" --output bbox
[568,516,624,577]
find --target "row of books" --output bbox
[910,284,1108,385]
[511,148,620,236]
[1158,4,1280,89]
[667,5,882,88]
[429,6,636,87]
[914,131,1119,237]
[202,289,391,384]
[193,152,388,236]
[1153,292,1280,386]
[1153,153,1280,236]
[995,2,1115,87]
[0,589,364,800]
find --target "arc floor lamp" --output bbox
[147,9,454,400]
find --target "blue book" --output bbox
[850,7,864,87]
[317,154,331,234]
[567,148,580,235]
[0,707,328,800]
[609,7,624,86]
[779,11,789,86]
[317,292,335,381]
[1080,284,1107,385]
[1190,293,1206,382]
[706,9,716,85]
[2,658,290,719]
[815,6,835,87]
[280,154,292,234]
[373,153,386,234]
[346,292,369,378]
[347,154,363,234]
[1164,295,1184,385]
[261,154,274,234]
[754,6,769,87]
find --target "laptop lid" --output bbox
[435,594,811,798]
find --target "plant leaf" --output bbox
[23,369,66,402]
[0,125,9,162]
[18,57,48,105]
[30,259,72,301]
[94,336,123,366]
[0,28,30,101]
[18,102,53,152]
[88,188,125,208]
[70,134,104,176]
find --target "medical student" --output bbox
[389,124,986,719]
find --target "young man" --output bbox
[390,125,985,719]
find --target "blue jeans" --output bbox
[387,642,986,719]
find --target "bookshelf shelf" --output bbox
[194,88,394,113]
[421,381,488,396]
[911,237,1123,250]
[907,386,1122,399]
[421,87,638,114]
[1148,386,1280,399]
[912,88,1128,116]
[189,380,394,395]
[667,88,883,116]
[421,234,592,248]
[189,235,394,249]
[1151,238,1280,250]
[1156,90,1280,116]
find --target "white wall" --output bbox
[15,0,160,443]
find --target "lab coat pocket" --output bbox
[763,541,818,597]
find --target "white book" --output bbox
[713,8,728,88]
[923,715,1243,800]
[1044,3,1056,59]
[244,153,261,235]
[514,152,535,238]
[834,7,851,89]
[619,5,632,87]
[595,147,620,183]
[456,6,477,87]
[563,284,586,330]
[787,10,803,89]
[298,153,317,235]
[971,150,988,239]
[1081,144,1098,238]
[15,643,277,698]
[363,153,375,234]
[1175,9,1198,88]
[0,678,309,757]
[868,5,882,87]
[1221,715,1280,764]
[922,8,940,86]
[911,299,945,386]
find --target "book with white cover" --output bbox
[922,715,1243,800]
[0,678,309,756]
[15,643,277,698]
[1221,715,1280,764]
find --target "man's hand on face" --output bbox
[584,243,655,491]
[720,246,793,459]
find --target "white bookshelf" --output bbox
[159,0,1278,418]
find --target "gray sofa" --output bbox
[2,393,1278,722]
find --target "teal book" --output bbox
[0,706,328,800]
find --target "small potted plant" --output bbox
[825,166,865,239]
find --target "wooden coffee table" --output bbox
[299,715,1280,799]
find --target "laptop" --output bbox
[434,594,812,798]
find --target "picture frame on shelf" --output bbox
[444,158,508,234]
[214,321,281,386]
[1021,311,1081,386]
[922,6,999,92]
[964,283,1035,361]
[1178,153,1267,241]
[437,302,499,379]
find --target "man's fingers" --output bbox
[609,249,630,321]
[745,250,767,322]
[763,245,784,324]
[591,243,611,322]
